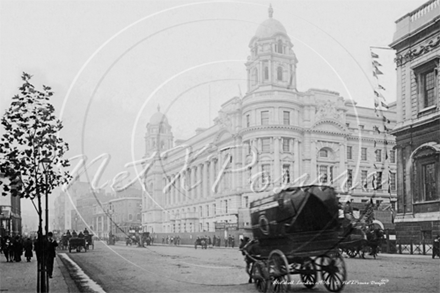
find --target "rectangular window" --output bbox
[390,172,396,191]
[246,114,250,127]
[244,196,249,208]
[206,205,209,217]
[262,138,270,152]
[361,170,368,188]
[375,149,382,162]
[347,146,352,160]
[422,70,435,108]
[361,148,367,161]
[225,200,228,214]
[319,165,328,183]
[262,164,271,185]
[319,149,328,158]
[347,169,353,188]
[283,111,290,125]
[423,163,436,201]
[375,171,383,190]
[390,150,396,163]
[261,111,269,125]
[282,164,290,184]
[282,138,289,152]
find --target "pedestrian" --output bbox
[13,235,23,262]
[45,232,58,278]
[343,198,354,222]
[24,237,33,262]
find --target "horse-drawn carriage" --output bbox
[241,185,346,293]
[194,237,208,249]
[68,237,87,253]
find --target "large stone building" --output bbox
[390,0,440,243]
[141,7,397,236]
[0,174,22,236]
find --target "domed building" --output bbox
[141,7,397,240]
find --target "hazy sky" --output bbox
[0,0,427,213]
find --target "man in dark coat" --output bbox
[13,235,23,262]
[24,237,33,262]
[46,232,58,278]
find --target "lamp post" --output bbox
[38,157,51,293]
[108,203,114,245]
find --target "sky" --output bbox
[0,0,428,216]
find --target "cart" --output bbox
[68,237,87,253]
[244,185,346,292]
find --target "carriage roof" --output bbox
[249,185,339,249]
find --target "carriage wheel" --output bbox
[268,250,291,293]
[300,257,317,289]
[346,248,358,258]
[251,261,269,293]
[320,253,346,292]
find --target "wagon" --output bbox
[68,237,87,253]
[244,185,346,292]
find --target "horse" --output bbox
[239,237,263,284]
[364,228,385,258]
[194,238,207,249]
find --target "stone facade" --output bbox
[390,0,440,243]
[141,7,398,235]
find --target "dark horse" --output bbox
[194,237,207,249]
[239,237,263,284]
[364,228,385,259]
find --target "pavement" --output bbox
[0,253,78,293]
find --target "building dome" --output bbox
[254,5,288,39]
[149,106,168,125]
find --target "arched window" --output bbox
[277,40,283,53]
[277,67,283,81]
[264,66,269,80]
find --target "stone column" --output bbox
[185,170,190,203]
[269,60,272,84]
[339,143,345,178]
[209,160,215,195]
[203,162,209,198]
[198,164,203,199]
[311,140,317,181]
[274,137,281,186]
[294,139,300,181]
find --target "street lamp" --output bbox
[38,156,51,293]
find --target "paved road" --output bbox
[60,241,439,293]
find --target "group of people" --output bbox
[163,236,181,245]
[0,232,58,278]
[0,235,34,263]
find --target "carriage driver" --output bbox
[83,228,90,236]
[343,197,354,222]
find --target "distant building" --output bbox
[0,174,22,236]
[93,187,142,239]
[390,0,440,243]
[141,6,397,235]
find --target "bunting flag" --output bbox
[372,60,382,67]
[371,51,379,58]
[373,125,381,134]
[378,84,386,91]
[381,101,390,109]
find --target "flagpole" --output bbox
[370,46,394,50]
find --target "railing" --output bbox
[397,241,436,255]
[410,0,440,22]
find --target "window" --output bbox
[262,138,270,152]
[415,60,438,110]
[390,150,396,163]
[319,166,327,183]
[213,204,216,216]
[390,172,396,191]
[283,111,290,125]
[282,164,290,184]
[261,111,269,125]
[246,114,250,127]
[129,214,133,221]
[225,200,228,214]
[244,196,249,208]
[347,146,352,160]
[374,171,382,190]
[423,163,437,201]
[277,67,283,81]
[282,138,289,152]
[264,66,269,80]
[319,149,328,158]
[421,70,436,108]
[359,125,364,130]
[375,149,382,162]
[206,205,209,217]
[361,148,367,161]
[277,40,283,53]
[361,170,368,188]
[261,164,271,185]
[347,169,353,188]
